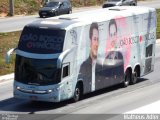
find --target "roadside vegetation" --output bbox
[157,9,160,38]
[1,0,103,16]
[0,31,21,75]
[1,0,143,16]
[0,0,42,16]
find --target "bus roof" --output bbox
[26,6,155,30]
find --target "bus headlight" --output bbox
[16,86,21,90]
[47,90,52,93]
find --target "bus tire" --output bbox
[123,70,131,87]
[130,69,138,85]
[68,10,72,14]
[72,83,82,102]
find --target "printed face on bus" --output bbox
[109,20,117,48]
[90,28,99,60]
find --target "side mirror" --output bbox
[6,48,16,64]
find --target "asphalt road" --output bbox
[0,0,160,33]
[0,42,160,120]
[0,6,100,33]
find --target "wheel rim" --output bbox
[124,71,130,87]
[74,87,80,101]
[133,71,138,83]
[69,10,72,14]
[125,76,129,86]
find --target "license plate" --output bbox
[30,96,38,100]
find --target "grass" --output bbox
[157,9,160,38]
[0,0,42,16]
[0,9,160,76]
[71,0,103,7]
[0,31,21,75]
[0,0,146,16]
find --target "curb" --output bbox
[0,73,14,83]
[156,39,160,44]
[0,39,160,83]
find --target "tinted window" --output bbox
[62,65,69,78]
[146,44,153,57]
[18,27,65,54]
[44,2,59,7]
[15,55,61,85]
[63,2,68,8]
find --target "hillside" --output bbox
[0,0,43,16]
[0,0,103,17]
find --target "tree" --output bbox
[9,0,14,16]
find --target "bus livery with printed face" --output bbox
[6,6,157,102]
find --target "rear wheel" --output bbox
[72,84,82,102]
[123,70,131,87]
[39,15,43,18]
[132,3,136,6]
[68,10,72,14]
[130,69,138,85]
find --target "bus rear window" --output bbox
[18,26,65,54]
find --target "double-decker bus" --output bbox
[6,6,156,102]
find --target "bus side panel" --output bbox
[60,27,84,101]
[77,9,156,95]
[77,24,95,93]
[77,21,125,93]
[96,21,124,90]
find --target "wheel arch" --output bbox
[125,65,132,74]
[76,80,84,95]
[134,64,141,77]
[125,66,132,78]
